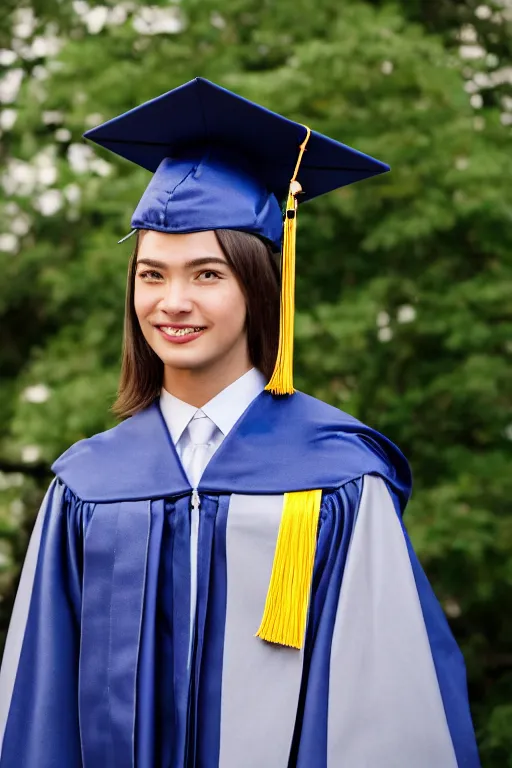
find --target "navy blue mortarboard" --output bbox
[83,77,388,248]
[84,77,389,394]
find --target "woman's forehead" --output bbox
[137,229,226,264]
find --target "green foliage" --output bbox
[0,0,511,760]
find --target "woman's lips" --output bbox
[156,326,206,344]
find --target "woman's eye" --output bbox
[198,270,221,281]
[138,270,163,282]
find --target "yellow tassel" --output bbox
[265,126,311,396]
[256,489,322,649]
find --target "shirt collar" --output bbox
[160,367,266,445]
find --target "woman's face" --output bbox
[134,229,249,379]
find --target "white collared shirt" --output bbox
[159,367,266,464]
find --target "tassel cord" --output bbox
[265,126,311,396]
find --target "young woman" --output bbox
[0,79,479,768]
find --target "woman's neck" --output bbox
[163,358,253,408]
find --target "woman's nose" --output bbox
[158,280,194,314]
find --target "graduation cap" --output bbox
[84,77,389,399]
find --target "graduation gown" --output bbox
[0,390,480,767]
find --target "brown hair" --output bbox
[113,229,281,418]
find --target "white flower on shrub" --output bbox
[22,384,51,403]
[21,445,41,463]
[378,327,393,343]
[397,305,416,324]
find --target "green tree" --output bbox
[0,0,511,762]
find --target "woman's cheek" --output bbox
[195,286,225,316]
[135,285,157,320]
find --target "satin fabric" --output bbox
[0,484,480,767]
[83,77,390,250]
[52,390,412,505]
[0,392,480,767]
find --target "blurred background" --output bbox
[0,0,511,762]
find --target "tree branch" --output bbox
[0,458,52,480]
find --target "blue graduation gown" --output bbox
[0,391,480,767]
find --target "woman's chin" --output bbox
[158,347,217,372]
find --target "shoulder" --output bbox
[50,421,123,502]
[278,390,398,453]
[290,390,363,426]
[202,390,413,506]
[52,411,145,470]
[294,391,412,506]
[50,402,188,503]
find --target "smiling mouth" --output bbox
[159,326,206,337]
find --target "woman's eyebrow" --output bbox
[136,256,228,270]
[184,256,228,269]
[136,258,168,269]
